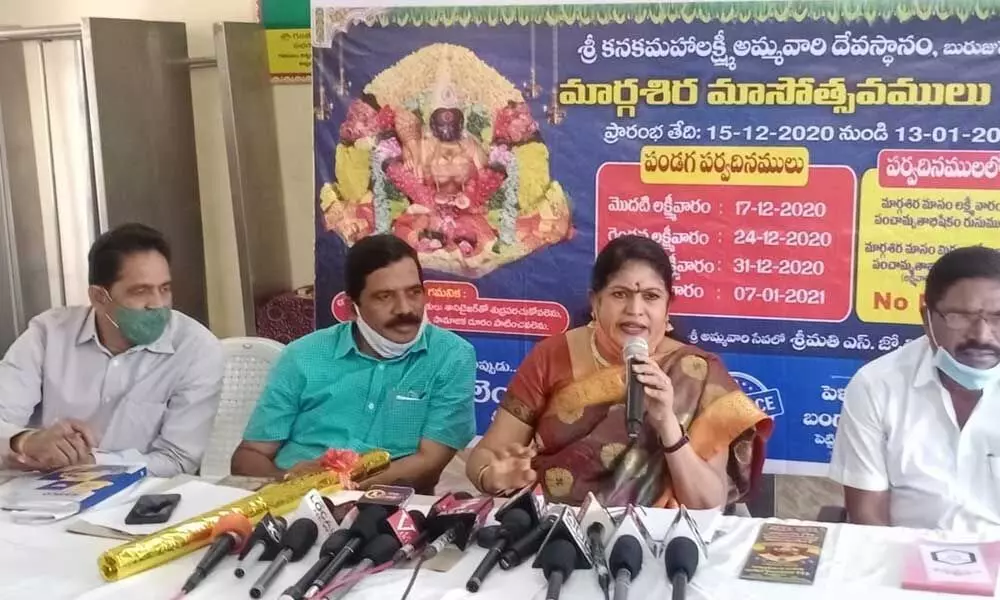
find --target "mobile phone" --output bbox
[124,493,181,525]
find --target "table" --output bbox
[0,479,997,600]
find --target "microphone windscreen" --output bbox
[609,535,643,578]
[664,537,699,579]
[452,491,474,500]
[331,501,357,524]
[321,528,353,554]
[586,522,605,538]
[499,508,532,539]
[213,513,253,547]
[408,510,426,529]
[283,519,320,560]
[476,525,500,548]
[622,337,649,362]
[362,533,402,563]
[540,539,577,579]
[352,505,389,540]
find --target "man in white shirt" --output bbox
[0,224,223,476]
[830,245,1000,531]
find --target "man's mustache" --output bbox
[956,342,1000,356]
[386,313,422,328]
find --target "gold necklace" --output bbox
[590,329,612,368]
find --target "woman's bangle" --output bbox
[475,463,493,493]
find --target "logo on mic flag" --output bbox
[386,509,421,546]
[293,489,338,537]
[358,484,415,507]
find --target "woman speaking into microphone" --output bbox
[466,235,773,508]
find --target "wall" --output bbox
[0,0,316,338]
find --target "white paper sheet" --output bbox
[76,480,248,537]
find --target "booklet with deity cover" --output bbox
[739,523,827,584]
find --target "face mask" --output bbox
[927,310,1000,391]
[104,291,171,346]
[354,306,426,359]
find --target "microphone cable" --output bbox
[313,560,394,599]
[398,555,427,600]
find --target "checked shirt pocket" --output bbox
[383,391,429,452]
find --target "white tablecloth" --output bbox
[0,479,998,600]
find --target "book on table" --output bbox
[1,464,147,523]
[738,522,827,585]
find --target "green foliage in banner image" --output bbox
[358,0,1000,27]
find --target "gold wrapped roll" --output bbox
[98,449,390,582]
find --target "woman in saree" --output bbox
[466,235,773,507]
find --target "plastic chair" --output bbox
[199,336,285,478]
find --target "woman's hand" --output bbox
[631,356,683,444]
[481,443,538,494]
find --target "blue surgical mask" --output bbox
[932,348,1000,391]
[928,310,1000,391]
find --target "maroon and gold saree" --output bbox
[501,326,772,506]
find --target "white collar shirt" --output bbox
[829,336,1000,532]
[0,306,223,476]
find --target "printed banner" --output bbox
[312,1,1000,475]
[259,0,311,82]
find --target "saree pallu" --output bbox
[501,326,772,506]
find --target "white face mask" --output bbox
[354,306,427,359]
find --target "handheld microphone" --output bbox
[500,512,557,569]
[395,492,472,562]
[422,493,492,560]
[278,529,353,600]
[250,518,319,599]
[609,535,643,600]
[179,513,252,594]
[304,505,388,598]
[421,527,458,560]
[539,539,577,600]
[664,536,699,600]
[586,522,611,600]
[623,337,649,439]
[235,514,287,577]
[466,508,532,592]
[319,533,401,600]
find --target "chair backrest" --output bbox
[200,336,285,478]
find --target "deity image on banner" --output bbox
[318,43,573,277]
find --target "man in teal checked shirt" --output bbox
[231,235,476,493]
